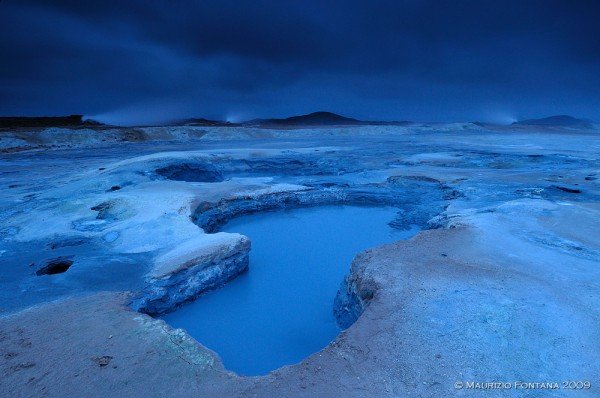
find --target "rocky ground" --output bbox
[0,124,598,396]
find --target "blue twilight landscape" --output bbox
[1,1,599,397]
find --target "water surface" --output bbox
[163,205,418,375]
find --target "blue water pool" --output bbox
[162,205,418,375]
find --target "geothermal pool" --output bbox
[162,205,419,375]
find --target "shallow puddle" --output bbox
[162,205,419,375]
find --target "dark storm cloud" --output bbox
[1,0,599,124]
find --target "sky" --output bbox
[1,0,599,125]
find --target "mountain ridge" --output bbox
[513,115,593,128]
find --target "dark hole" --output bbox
[155,163,223,183]
[36,257,74,275]
[92,356,113,367]
[46,238,85,250]
[553,185,581,194]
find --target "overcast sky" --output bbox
[1,0,599,124]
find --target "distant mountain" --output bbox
[0,112,413,128]
[175,118,233,127]
[0,115,102,129]
[246,111,360,126]
[513,115,593,128]
[245,111,411,127]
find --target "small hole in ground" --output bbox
[155,163,223,183]
[36,257,74,275]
